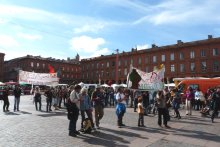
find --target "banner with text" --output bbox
[127,66,165,90]
[19,70,59,85]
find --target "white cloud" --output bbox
[0,35,20,48]
[133,0,220,25]
[73,24,105,34]
[17,33,42,40]
[70,35,110,58]
[136,44,150,50]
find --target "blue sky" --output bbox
[0,0,220,60]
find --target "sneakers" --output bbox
[69,132,77,137]
[164,125,171,128]
[74,131,80,135]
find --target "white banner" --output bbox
[127,66,165,90]
[19,70,59,85]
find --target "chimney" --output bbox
[177,40,183,45]
[208,35,213,39]
[152,44,157,48]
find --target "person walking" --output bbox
[116,87,127,128]
[44,87,53,112]
[34,86,42,111]
[3,86,10,112]
[13,85,22,111]
[91,86,105,129]
[67,85,81,137]
[210,86,220,123]
[171,88,181,119]
[156,90,170,128]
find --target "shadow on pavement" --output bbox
[4,112,20,115]
[126,126,171,135]
[171,127,220,142]
[77,127,148,147]
[37,111,67,117]
[19,111,32,114]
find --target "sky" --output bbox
[0,0,220,61]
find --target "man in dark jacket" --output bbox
[14,85,22,111]
[211,86,220,123]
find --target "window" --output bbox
[124,60,127,66]
[112,71,115,78]
[37,63,39,67]
[124,68,127,76]
[145,57,149,64]
[201,61,207,71]
[118,60,121,67]
[170,65,175,72]
[190,63,195,72]
[106,72,109,77]
[161,55,165,62]
[130,58,133,65]
[101,71,104,77]
[118,69,121,76]
[180,64,185,72]
[213,61,219,72]
[138,57,142,64]
[213,48,219,56]
[145,66,149,72]
[170,53,174,61]
[179,52,184,60]
[200,50,206,57]
[96,63,99,68]
[153,56,157,63]
[190,51,195,59]
[107,62,109,67]
[101,63,104,68]
[112,61,115,67]
[42,63,45,69]
[31,62,34,67]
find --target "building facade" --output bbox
[0,53,5,82]
[4,55,81,84]
[81,35,220,84]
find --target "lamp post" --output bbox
[115,49,119,84]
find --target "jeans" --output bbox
[94,105,104,127]
[138,113,144,126]
[69,109,79,133]
[117,111,125,126]
[14,97,20,111]
[158,108,167,126]
[3,98,10,111]
[35,99,42,111]
[46,98,52,112]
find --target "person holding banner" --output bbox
[116,87,128,128]
[33,86,42,111]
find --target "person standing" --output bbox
[137,97,145,127]
[91,86,105,129]
[116,87,127,128]
[171,88,181,119]
[210,86,220,123]
[79,87,94,130]
[34,86,42,111]
[3,86,10,112]
[185,86,194,115]
[67,85,81,137]
[194,87,204,111]
[156,90,170,128]
[13,85,22,111]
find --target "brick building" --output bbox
[4,54,81,84]
[81,35,220,84]
[0,53,5,82]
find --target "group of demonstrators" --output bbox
[1,83,220,137]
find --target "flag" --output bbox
[127,65,165,90]
[48,64,55,73]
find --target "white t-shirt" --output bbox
[70,90,80,109]
[116,92,126,105]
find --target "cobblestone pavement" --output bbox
[0,95,220,147]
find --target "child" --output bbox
[138,96,145,127]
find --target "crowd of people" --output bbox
[1,84,220,137]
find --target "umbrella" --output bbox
[101,84,110,87]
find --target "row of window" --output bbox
[82,48,219,70]
[82,61,220,79]
[30,62,79,72]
